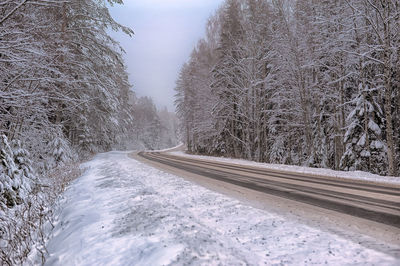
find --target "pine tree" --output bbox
[0,135,31,208]
[12,140,36,184]
[340,85,386,174]
[174,0,399,176]
[47,130,74,169]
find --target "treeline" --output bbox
[1,0,134,169]
[0,1,177,263]
[175,0,400,176]
[132,96,179,151]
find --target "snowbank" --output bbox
[148,143,184,153]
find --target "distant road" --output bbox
[138,152,400,228]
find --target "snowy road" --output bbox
[139,152,400,228]
[45,151,399,265]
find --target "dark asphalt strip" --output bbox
[148,153,400,211]
[139,152,400,228]
[161,153,400,196]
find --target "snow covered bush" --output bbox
[47,132,75,169]
[1,135,36,264]
[0,139,81,264]
[0,135,34,209]
[19,126,76,174]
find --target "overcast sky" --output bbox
[108,0,224,111]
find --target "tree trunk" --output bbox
[383,4,396,176]
[384,55,396,176]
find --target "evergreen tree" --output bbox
[47,129,74,169]
[175,0,399,176]
[340,85,386,174]
[0,135,32,208]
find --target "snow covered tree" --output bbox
[158,107,180,149]
[1,0,137,162]
[11,140,36,185]
[0,135,33,209]
[211,0,246,158]
[131,97,177,150]
[47,130,74,169]
[175,0,399,176]
[0,1,164,263]
[175,13,221,154]
[340,85,386,174]
[341,0,399,175]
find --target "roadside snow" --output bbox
[150,143,184,153]
[169,151,400,185]
[44,151,398,265]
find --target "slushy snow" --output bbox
[44,151,399,265]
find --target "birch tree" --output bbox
[175,0,399,176]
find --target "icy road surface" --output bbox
[44,151,398,265]
[169,151,400,185]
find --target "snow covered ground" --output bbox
[44,151,398,265]
[169,151,400,185]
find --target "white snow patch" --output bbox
[357,133,366,147]
[371,140,384,150]
[149,143,184,153]
[44,151,399,265]
[368,120,382,135]
[169,151,400,185]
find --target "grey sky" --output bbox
[108,0,224,111]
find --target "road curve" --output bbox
[138,151,400,228]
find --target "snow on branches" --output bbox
[175,0,400,176]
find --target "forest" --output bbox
[175,0,400,177]
[0,0,177,263]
